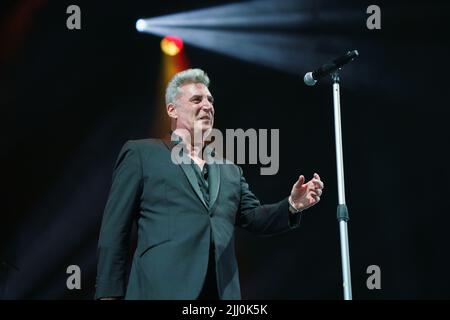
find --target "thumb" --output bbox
[294,175,305,188]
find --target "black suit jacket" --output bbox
[95,138,301,299]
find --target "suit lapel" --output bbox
[162,137,209,210]
[205,147,220,211]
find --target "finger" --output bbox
[311,193,321,202]
[299,175,305,185]
[312,179,324,189]
[310,189,322,197]
[294,175,305,189]
[313,173,324,186]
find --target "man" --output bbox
[95,68,324,300]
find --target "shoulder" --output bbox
[120,138,166,152]
[115,139,166,163]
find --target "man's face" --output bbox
[169,82,215,137]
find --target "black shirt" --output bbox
[191,161,210,207]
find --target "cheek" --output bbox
[192,107,202,117]
[179,107,195,119]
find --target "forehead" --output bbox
[178,82,211,98]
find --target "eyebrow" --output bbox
[189,95,214,103]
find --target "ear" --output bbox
[167,103,177,119]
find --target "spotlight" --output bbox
[160,36,184,56]
[135,19,146,32]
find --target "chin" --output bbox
[195,121,212,130]
[203,126,213,139]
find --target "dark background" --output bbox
[1,0,449,299]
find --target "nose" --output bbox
[202,100,213,112]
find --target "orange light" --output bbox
[160,36,183,56]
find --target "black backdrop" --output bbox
[1,0,450,299]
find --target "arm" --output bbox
[95,141,142,299]
[235,166,302,236]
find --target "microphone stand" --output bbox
[331,71,353,300]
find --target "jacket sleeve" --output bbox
[95,141,142,299]
[235,166,301,235]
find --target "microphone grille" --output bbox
[304,72,317,86]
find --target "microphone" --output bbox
[304,50,359,86]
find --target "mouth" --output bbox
[199,116,211,121]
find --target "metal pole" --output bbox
[331,72,353,300]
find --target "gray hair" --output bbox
[165,68,210,105]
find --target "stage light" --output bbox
[160,36,184,56]
[135,0,361,77]
[135,0,374,88]
[135,19,146,32]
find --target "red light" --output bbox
[161,36,184,56]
